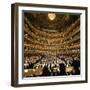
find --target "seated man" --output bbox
[71,59,80,75]
[59,63,66,76]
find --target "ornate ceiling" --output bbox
[24,12,80,32]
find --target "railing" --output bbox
[24,49,80,55]
[24,43,80,51]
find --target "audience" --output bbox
[24,55,80,77]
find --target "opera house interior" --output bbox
[23,12,80,77]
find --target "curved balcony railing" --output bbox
[24,16,65,38]
[24,49,80,55]
[24,33,80,45]
[24,43,80,51]
[24,27,64,43]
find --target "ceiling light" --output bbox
[48,13,56,20]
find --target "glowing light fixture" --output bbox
[48,13,56,20]
[24,69,28,73]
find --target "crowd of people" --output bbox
[24,55,80,77]
[24,17,80,77]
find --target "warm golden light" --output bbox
[48,13,56,20]
[24,69,28,73]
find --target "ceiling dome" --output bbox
[25,12,79,32]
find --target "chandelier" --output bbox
[48,13,56,20]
